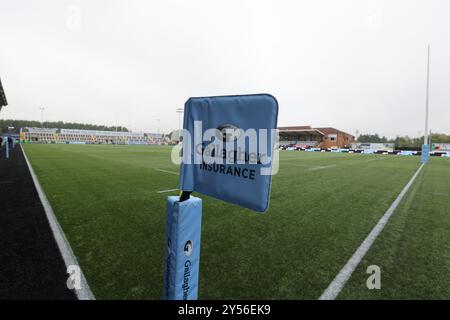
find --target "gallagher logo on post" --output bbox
[184,240,193,257]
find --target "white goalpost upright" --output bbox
[421,45,431,164]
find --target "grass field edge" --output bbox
[21,144,96,300]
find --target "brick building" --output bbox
[278,126,355,148]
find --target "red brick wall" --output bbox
[318,132,355,148]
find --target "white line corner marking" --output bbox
[157,188,179,193]
[21,145,95,300]
[319,163,425,300]
[155,168,179,176]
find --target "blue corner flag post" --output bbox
[421,144,430,163]
[163,196,202,300]
[5,137,10,160]
[163,94,278,300]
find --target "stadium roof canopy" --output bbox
[315,127,353,137]
[278,126,355,138]
[0,78,7,111]
[278,126,324,138]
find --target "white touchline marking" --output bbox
[309,165,337,171]
[155,168,179,176]
[88,153,104,159]
[363,157,386,162]
[157,188,179,193]
[21,145,95,300]
[319,163,425,300]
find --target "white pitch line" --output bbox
[21,145,95,300]
[88,153,104,159]
[363,157,386,163]
[319,163,425,300]
[155,168,179,176]
[309,165,337,171]
[157,188,179,193]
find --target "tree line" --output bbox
[358,133,450,149]
[0,119,128,133]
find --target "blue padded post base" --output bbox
[421,144,430,163]
[163,196,202,300]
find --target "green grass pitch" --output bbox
[22,144,450,299]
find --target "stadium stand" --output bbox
[277,126,323,148]
[20,127,164,145]
[278,126,356,148]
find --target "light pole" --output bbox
[176,108,184,142]
[39,107,45,128]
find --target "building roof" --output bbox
[0,78,7,109]
[278,126,324,137]
[315,127,354,137]
[278,125,355,138]
[278,125,313,131]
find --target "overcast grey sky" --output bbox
[0,0,449,137]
